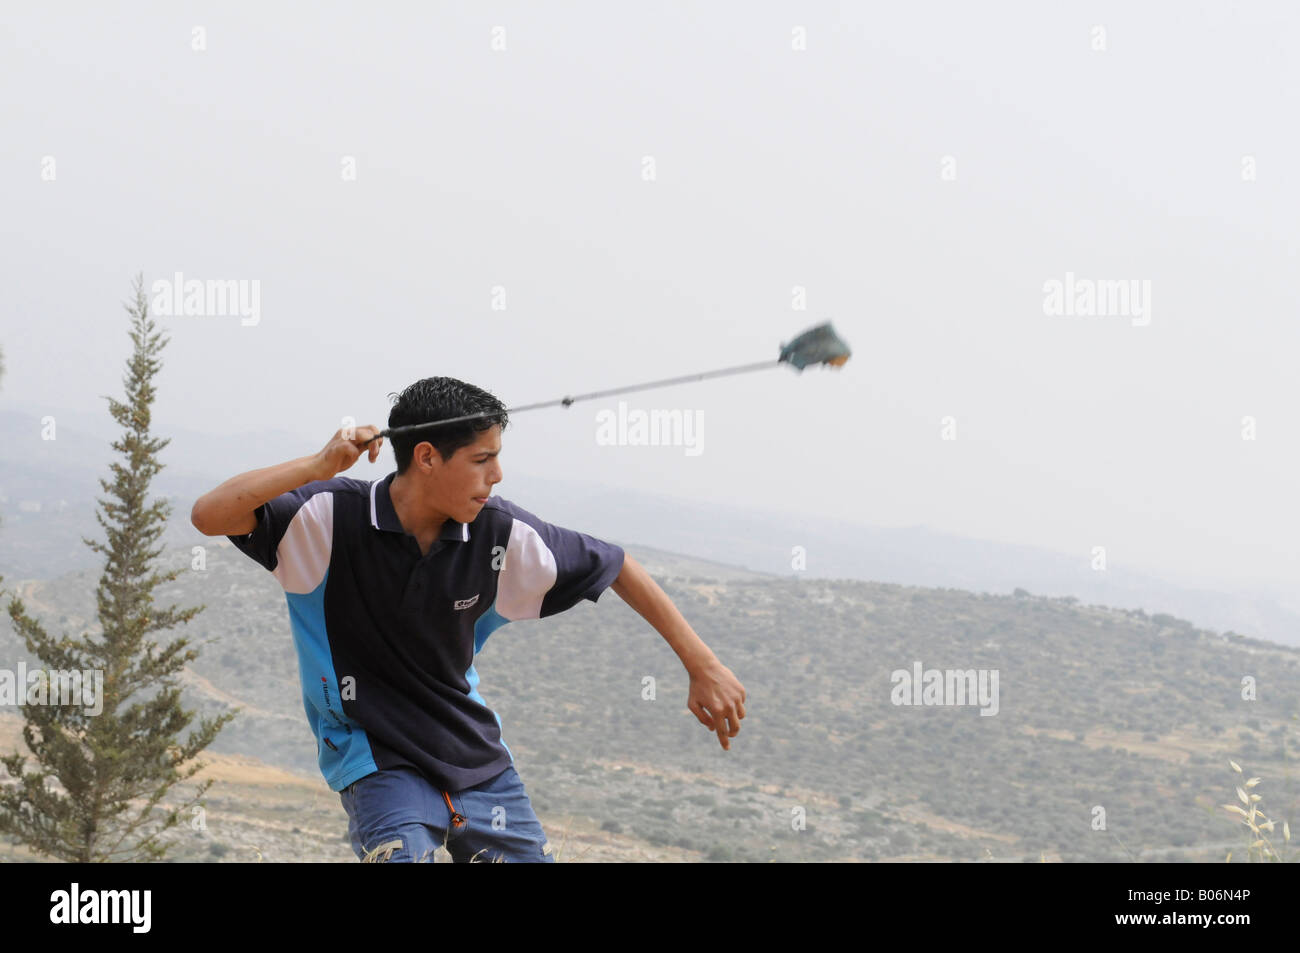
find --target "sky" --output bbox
[1,1,1296,595]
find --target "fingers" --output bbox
[321,425,383,475]
[698,703,741,750]
[714,711,733,749]
[347,425,383,462]
[689,669,747,750]
[692,700,726,748]
[716,717,728,750]
[721,708,740,746]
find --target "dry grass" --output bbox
[1218,758,1293,863]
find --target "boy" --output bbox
[191,377,746,862]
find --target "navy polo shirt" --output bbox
[226,470,625,793]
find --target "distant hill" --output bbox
[2,537,1296,862]
[2,405,1298,647]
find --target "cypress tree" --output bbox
[0,274,235,861]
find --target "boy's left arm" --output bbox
[609,553,747,750]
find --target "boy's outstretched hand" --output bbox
[687,659,746,750]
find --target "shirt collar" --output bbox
[369,471,470,543]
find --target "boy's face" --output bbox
[415,424,503,523]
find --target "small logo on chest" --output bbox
[453,594,480,610]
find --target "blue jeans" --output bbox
[339,764,555,863]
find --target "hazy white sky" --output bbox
[2,2,1296,593]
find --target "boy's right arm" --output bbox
[190,425,384,537]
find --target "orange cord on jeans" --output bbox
[442,790,466,828]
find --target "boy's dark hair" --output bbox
[386,377,509,474]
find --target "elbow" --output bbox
[192,497,257,537]
[190,498,213,536]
